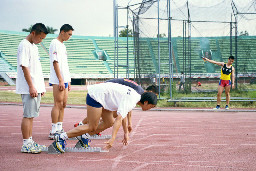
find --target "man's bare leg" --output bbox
[51,85,65,123]
[21,117,33,139]
[225,85,231,106]
[217,85,224,105]
[66,105,102,138]
[58,88,68,122]
[89,109,114,135]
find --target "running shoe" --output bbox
[95,132,101,136]
[48,131,55,140]
[21,142,41,154]
[76,135,91,148]
[213,105,220,110]
[225,105,229,110]
[32,141,46,151]
[54,134,66,153]
[91,133,101,137]
[74,122,83,127]
[56,129,65,134]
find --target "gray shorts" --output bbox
[21,94,41,118]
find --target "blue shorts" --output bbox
[49,83,68,89]
[86,93,102,108]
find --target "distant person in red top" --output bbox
[195,79,201,87]
[197,81,201,87]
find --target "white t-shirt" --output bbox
[49,39,71,84]
[87,82,141,118]
[16,39,46,94]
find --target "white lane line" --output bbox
[211,144,229,146]
[0,126,19,127]
[133,163,149,171]
[112,116,144,169]
[240,144,256,146]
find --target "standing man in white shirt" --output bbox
[52,81,157,153]
[48,24,73,139]
[16,23,49,153]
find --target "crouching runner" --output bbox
[53,80,157,152]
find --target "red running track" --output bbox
[0,104,256,171]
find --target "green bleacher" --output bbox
[139,39,156,74]
[150,39,170,74]
[95,38,135,75]
[174,38,207,73]
[0,32,24,69]
[0,30,256,78]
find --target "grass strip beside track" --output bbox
[0,89,255,108]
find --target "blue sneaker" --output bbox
[54,134,66,153]
[213,105,220,110]
[76,135,91,148]
[225,105,229,110]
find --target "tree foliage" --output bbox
[46,26,58,34]
[239,30,249,36]
[119,28,133,37]
[22,25,33,33]
[22,25,57,34]
[157,33,166,38]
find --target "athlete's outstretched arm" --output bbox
[202,57,224,66]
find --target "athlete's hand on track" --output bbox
[104,138,115,150]
[122,133,129,146]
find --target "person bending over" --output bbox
[53,81,157,153]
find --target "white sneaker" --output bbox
[32,141,46,151]
[48,131,56,140]
[56,129,65,134]
[21,142,41,154]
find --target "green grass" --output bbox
[0,90,87,105]
[41,90,87,105]
[0,91,21,103]
[159,92,256,108]
[0,86,255,108]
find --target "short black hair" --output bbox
[140,92,157,105]
[229,55,235,60]
[146,85,159,95]
[30,23,49,35]
[60,24,74,33]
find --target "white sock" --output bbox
[57,122,63,132]
[23,139,30,145]
[29,136,33,143]
[51,123,57,133]
[60,132,68,140]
